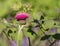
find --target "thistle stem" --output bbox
[17,25,25,46]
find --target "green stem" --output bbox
[17,25,25,46]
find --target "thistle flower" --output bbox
[11,40,16,46]
[22,36,29,46]
[15,12,29,21]
[52,27,57,33]
[55,40,59,46]
[52,27,59,46]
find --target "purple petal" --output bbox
[22,36,29,46]
[11,40,16,46]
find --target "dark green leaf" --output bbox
[40,16,44,20]
[41,35,51,40]
[27,26,37,35]
[52,33,60,40]
[7,29,13,36]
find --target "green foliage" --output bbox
[0,0,60,46]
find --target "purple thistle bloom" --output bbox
[22,36,29,46]
[11,40,16,46]
[52,27,57,33]
[15,12,29,21]
[52,27,59,46]
[55,40,59,46]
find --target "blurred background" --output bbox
[0,0,60,46]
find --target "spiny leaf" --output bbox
[41,35,51,40]
[52,33,60,40]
